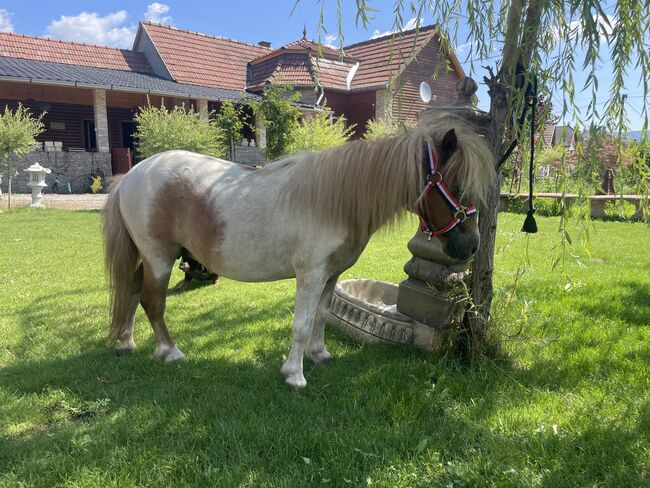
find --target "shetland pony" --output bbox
[103,114,495,388]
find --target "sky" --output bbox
[0,1,647,130]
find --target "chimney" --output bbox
[258,41,271,48]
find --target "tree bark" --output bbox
[465,0,544,357]
[8,176,11,209]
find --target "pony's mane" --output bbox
[278,113,496,243]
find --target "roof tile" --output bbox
[142,22,272,90]
[0,32,152,73]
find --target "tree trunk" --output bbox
[7,176,11,209]
[464,0,545,357]
[466,78,509,356]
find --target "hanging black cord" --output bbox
[521,77,538,233]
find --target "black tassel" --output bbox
[522,76,538,234]
[522,208,538,233]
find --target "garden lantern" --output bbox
[23,163,51,208]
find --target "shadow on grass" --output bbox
[1,283,646,486]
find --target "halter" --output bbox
[414,142,477,240]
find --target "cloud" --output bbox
[45,11,135,48]
[553,14,618,43]
[0,9,14,33]
[371,17,420,39]
[143,3,172,25]
[43,4,173,49]
[323,34,338,48]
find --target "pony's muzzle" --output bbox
[442,225,480,262]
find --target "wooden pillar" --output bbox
[93,89,110,153]
[197,99,209,120]
[255,114,266,149]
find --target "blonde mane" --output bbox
[280,113,496,243]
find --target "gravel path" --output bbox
[0,193,107,210]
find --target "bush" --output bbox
[252,85,301,161]
[286,110,355,154]
[0,103,45,207]
[134,102,227,159]
[214,101,244,161]
[363,116,413,141]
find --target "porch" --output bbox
[0,78,265,194]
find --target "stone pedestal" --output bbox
[396,231,470,329]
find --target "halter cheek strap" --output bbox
[415,143,477,240]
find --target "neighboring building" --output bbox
[0,22,463,193]
[542,124,578,153]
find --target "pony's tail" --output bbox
[102,176,140,342]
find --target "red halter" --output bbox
[415,142,477,240]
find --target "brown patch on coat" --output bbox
[148,174,225,267]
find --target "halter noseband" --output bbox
[415,142,477,240]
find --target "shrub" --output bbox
[363,116,412,141]
[251,85,301,161]
[0,103,45,207]
[134,102,227,159]
[214,101,244,161]
[286,110,355,154]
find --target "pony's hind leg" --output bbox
[115,264,143,356]
[281,270,329,388]
[305,274,339,365]
[140,256,185,362]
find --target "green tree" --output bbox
[286,109,355,153]
[252,84,301,160]
[309,0,650,355]
[214,101,244,161]
[134,101,227,159]
[0,104,45,209]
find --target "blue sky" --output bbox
[0,1,646,130]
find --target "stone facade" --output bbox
[234,146,266,166]
[1,150,112,194]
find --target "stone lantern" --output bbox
[24,163,51,208]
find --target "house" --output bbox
[542,124,578,153]
[0,22,463,193]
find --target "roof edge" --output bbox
[140,21,274,51]
[343,23,438,50]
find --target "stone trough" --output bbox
[325,231,471,352]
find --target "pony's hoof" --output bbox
[307,349,332,365]
[115,339,136,357]
[154,344,185,362]
[284,373,307,389]
[115,347,135,357]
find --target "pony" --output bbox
[102,113,495,388]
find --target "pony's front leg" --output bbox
[281,271,328,388]
[305,275,339,365]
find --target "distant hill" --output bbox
[627,130,650,141]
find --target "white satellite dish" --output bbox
[419,81,432,103]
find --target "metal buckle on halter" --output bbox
[454,206,468,222]
[426,171,443,184]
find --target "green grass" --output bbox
[0,209,648,487]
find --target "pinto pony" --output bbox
[103,114,495,388]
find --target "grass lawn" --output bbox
[0,209,648,487]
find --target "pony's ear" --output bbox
[440,129,458,160]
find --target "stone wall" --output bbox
[234,146,267,166]
[1,150,112,194]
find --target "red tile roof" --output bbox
[282,38,342,59]
[312,57,353,90]
[344,25,462,90]
[142,22,272,90]
[0,32,152,73]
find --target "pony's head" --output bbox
[412,115,496,262]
